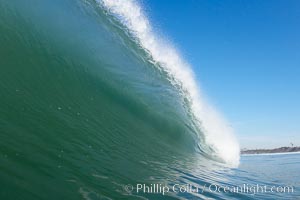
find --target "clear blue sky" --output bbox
[144,0,300,149]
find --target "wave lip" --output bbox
[99,0,240,167]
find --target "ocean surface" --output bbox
[0,0,299,199]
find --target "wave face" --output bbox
[0,0,240,199]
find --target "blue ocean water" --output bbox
[229,153,300,199]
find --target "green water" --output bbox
[0,0,203,199]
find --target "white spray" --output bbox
[99,0,240,167]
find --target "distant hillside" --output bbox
[241,146,300,155]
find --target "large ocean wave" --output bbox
[0,0,245,199]
[98,0,240,166]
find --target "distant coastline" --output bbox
[241,146,300,155]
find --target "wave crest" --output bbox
[98,0,240,167]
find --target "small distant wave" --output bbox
[242,151,300,156]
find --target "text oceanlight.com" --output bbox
[123,183,294,195]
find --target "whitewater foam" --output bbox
[98,0,240,167]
